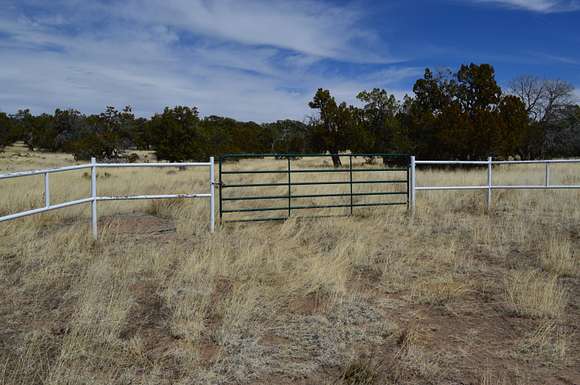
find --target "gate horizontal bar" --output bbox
[224,180,408,188]
[223,213,358,223]
[291,202,406,210]
[221,152,409,159]
[221,168,408,175]
[221,194,288,201]
[290,168,408,173]
[222,191,407,201]
[224,217,288,223]
[222,201,407,213]
[222,206,290,213]
[222,169,286,174]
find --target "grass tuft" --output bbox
[505,270,568,319]
[540,236,577,277]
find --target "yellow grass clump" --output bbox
[504,270,568,319]
[540,235,578,277]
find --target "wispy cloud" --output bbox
[470,0,580,12]
[116,0,393,63]
[0,0,414,121]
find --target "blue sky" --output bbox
[0,0,578,121]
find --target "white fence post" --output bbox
[487,157,492,211]
[91,157,98,240]
[209,156,215,233]
[410,156,416,213]
[44,172,50,207]
[545,163,550,187]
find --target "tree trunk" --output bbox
[330,151,342,167]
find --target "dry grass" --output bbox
[515,320,573,366]
[1,145,580,385]
[540,235,578,277]
[505,270,569,319]
[410,273,470,306]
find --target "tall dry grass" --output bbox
[1,146,579,384]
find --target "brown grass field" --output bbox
[1,143,579,385]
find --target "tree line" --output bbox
[1,63,578,164]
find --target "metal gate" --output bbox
[218,153,410,222]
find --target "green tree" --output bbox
[356,88,403,163]
[0,112,14,148]
[456,64,502,112]
[10,109,36,149]
[308,88,356,167]
[543,105,580,157]
[98,106,136,149]
[265,120,308,154]
[404,63,529,160]
[20,109,84,153]
[148,106,206,161]
[497,95,532,158]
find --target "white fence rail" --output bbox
[0,157,215,238]
[409,156,580,211]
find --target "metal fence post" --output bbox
[91,157,97,240]
[487,157,492,211]
[218,157,223,223]
[410,156,416,214]
[287,157,291,217]
[209,156,215,233]
[349,155,353,215]
[545,162,550,187]
[44,172,50,207]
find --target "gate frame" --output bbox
[218,153,410,223]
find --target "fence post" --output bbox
[545,162,550,187]
[487,157,492,211]
[44,172,50,207]
[410,156,416,214]
[349,155,353,215]
[218,157,223,223]
[287,157,291,218]
[91,157,97,240]
[209,156,215,233]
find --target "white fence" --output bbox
[409,156,580,211]
[0,157,215,239]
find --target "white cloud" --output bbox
[0,0,414,121]
[118,0,388,62]
[470,0,580,12]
